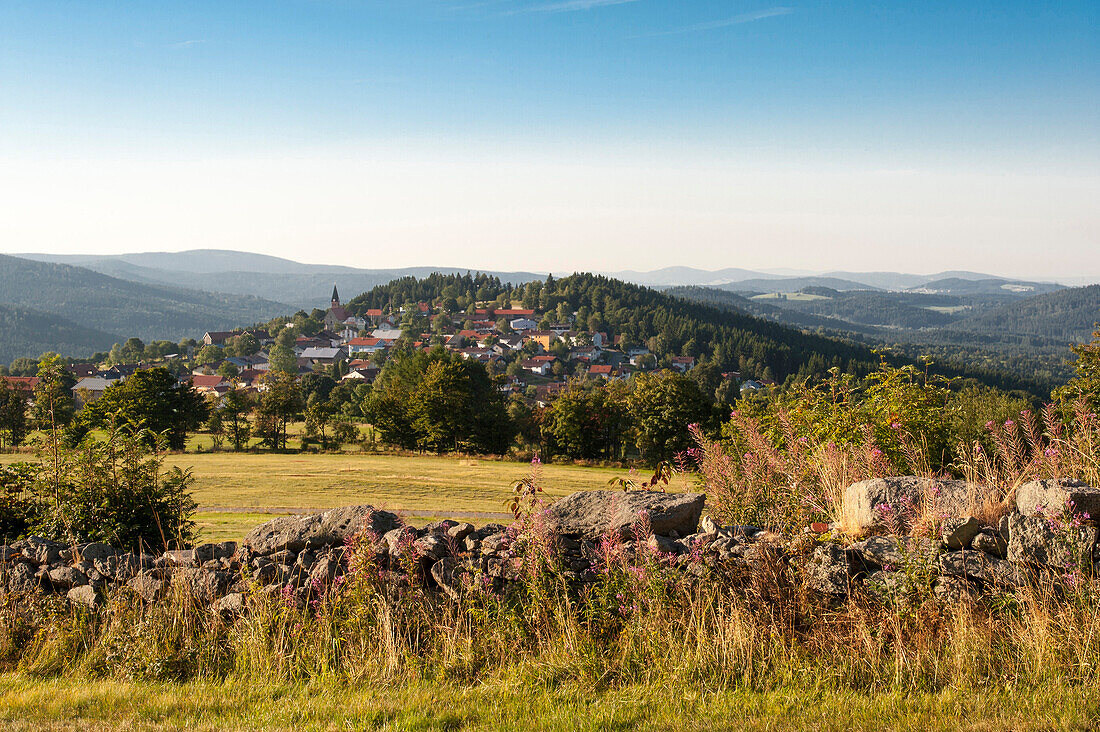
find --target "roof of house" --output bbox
[671,356,695,364]
[494,308,535,317]
[348,337,382,347]
[589,365,613,375]
[365,308,383,316]
[74,376,111,391]
[191,375,227,388]
[2,376,39,392]
[301,347,345,359]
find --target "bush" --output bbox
[0,463,39,541]
[24,425,197,550]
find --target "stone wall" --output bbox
[2,478,1098,610]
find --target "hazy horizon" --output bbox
[12,247,1100,287]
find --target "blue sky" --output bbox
[0,1,1097,277]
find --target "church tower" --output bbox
[331,284,341,309]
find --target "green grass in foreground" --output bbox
[0,676,1095,732]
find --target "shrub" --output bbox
[0,463,39,541]
[28,424,197,550]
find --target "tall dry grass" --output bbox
[695,401,1100,537]
[3,520,1100,695]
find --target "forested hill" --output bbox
[0,304,119,366]
[949,285,1100,342]
[350,272,884,383]
[664,285,879,334]
[0,254,290,343]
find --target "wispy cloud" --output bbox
[167,39,206,49]
[630,7,792,37]
[510,0,640,15]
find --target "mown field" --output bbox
[0,451,642,542]
[0,676,1095,731]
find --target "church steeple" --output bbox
[331,284,340,308]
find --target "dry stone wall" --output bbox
[3,478,1099,610]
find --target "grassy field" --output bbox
[0,451,642,542]
[0,676,1095,731]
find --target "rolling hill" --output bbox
[949,284,1100,342]
[0,255,291,344]
[20,250,545,311]
[0,304,119,366]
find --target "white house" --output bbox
[509,317,538,332]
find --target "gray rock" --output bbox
[941,517,981,550]
[414,535,448,561]
[47,566,88,590]
[430,558,463,601]
[843,477,984,532]
[934,575,979,603]
[2,562,38,594]
[194,542,237,564]
[308,557,339,586]
[243,505,402,555]
[939,550,1019,588]
[865,570,907,597]
[173,568,228,604]
[36,545,62,566]
[252,563,282,585]
[480,533,509,555]
[127,573,167,603]
[383,527,417,556]
[546,490,706,541]
[213,592,247,615]
[807,543,850,596]
[700,515,720,536]
[446,522,475,542]
[850,535,941,572]
[161,549,196,567]
[646,534,681,555]
[1006,513,1099,569]
[1015,479,1100,521]
[66,584,100,608]
[294,550,316,570]
[76,543,117,563]
[972,530,1008,558]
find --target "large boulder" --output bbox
[546,490,706,541]
[243,505,402,556]
[843,477,983,533]
[1006,512,1098,569]
[1015,479,1100,521]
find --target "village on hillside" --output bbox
[2,284,764,408]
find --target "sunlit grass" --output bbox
[1,675,1095,731]
[0,450,641,541]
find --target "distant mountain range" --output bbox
[20,251,543,311]
[0,254,291,354]
[19,250,1092,310]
